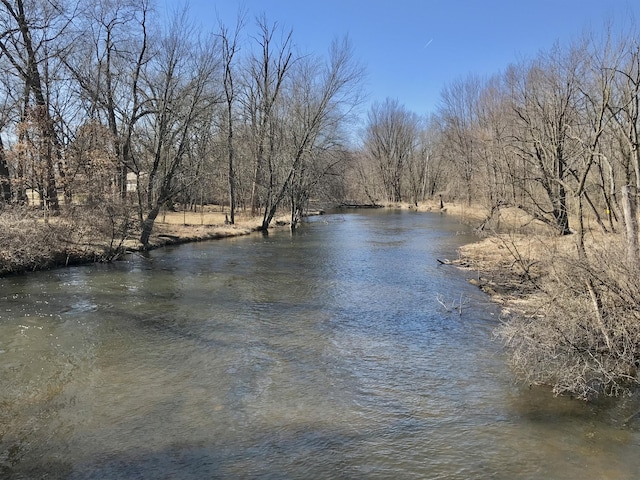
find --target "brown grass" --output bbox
[141,209,291,250]
[0,207,108,275]
[0,204,293,275]
[435,202,640,399]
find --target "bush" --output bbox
[496,235,640,399]
[0,203,135,275]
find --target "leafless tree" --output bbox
[437,74,483,205]
[364,98,420,203]
[271,36,364,229]
[239,16,294,223]
[0,0,77,212]
[138,8,219,246]
[601,35,640,267]
[506,46,584,235]
[217,12,245,224]
[65,0,153,200]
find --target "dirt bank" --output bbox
[0,208,291,276]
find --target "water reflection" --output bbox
[0,210,639,479]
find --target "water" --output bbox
[1,209,639,479]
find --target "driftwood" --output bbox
[338,202,383,209]
[437,258,470,267]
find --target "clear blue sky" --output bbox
[168,0,640,117]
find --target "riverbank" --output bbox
[411,199,573,313]
[0,200,543,278]
[4,200,636,398]
[0,207,292,276]
[432,201,640,399]
[0,200,595,297]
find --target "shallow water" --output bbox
[1,209,639,479]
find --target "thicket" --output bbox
[498,234,640,399]
[0,203,132,275]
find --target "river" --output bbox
[1,209,639,479]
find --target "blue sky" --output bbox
[168,0,640,117]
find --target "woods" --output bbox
[0,0,363,249]
[3,1,640,399]
[428,29,640,399]
[3,3,640,249]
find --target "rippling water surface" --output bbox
[1,209,639,479]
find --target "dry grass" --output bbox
[0,203,295,275]
[154,207,290,229]
[442,203,640,399]
[389,199,490,225]
[0,206,112,275]
[142,209,291,249]
[158,211,229,225]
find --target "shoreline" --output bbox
[0,201,526,286]
[0,211,292,277]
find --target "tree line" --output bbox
[421,26,640,399]
[4,1,640,250]
[355,24,640,259]
[0,0,365,247]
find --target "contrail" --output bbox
[423,39,433,48]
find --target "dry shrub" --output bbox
[477,206,556,236]
[459,232,563,302]
[0,203,134,275]
[0,206,74,274]
[497,234,640,399]
[64,202,135,260]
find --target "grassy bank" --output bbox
[0,206,290,276]
[431,201,640,400]
[0,200,539,277]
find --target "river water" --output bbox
[1,209,639,479]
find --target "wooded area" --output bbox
[2,0,640,399]
[0,0,365,248]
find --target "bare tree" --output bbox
[138,8,219,247]
[418,118,451,201]
[437,74,482,205]
[602,36,640,267]
[364,98,419,203]
[0,0,76,212]
[0,66,17,202]
[268,36,364,229]
[568,36,619,247]
[217,13,245,224]
[65,0,153,208]
[240,16,294,222]
[507,47,582,235]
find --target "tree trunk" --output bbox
[553,194,571,235]
[13,0,60,211]
[622,184,639,269]
[0,137,11,202]
[140,204,160,248]
[227,115,236,224]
